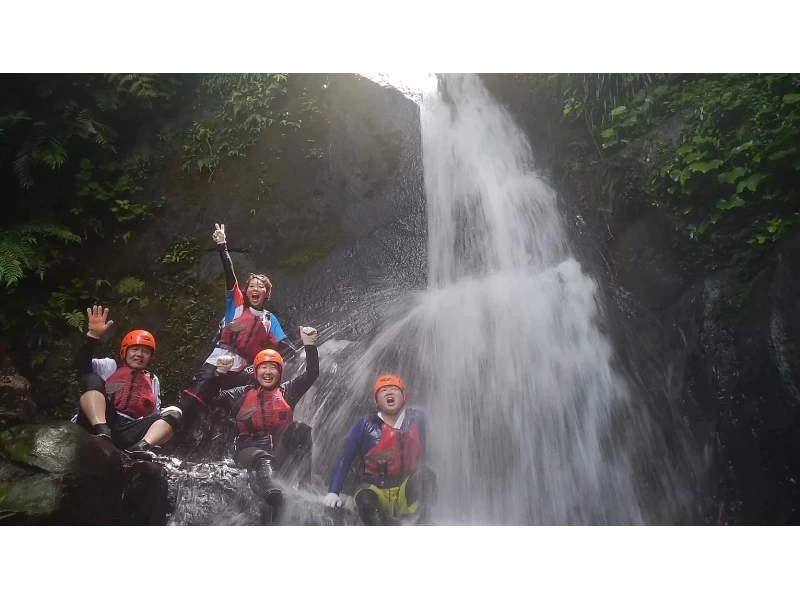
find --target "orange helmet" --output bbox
[373,374,405,398]
[253,349,283,375]
[120,330,156,360]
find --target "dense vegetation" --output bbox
[4,72,797,416]
[557,74,800,256]
[0,74,326,415]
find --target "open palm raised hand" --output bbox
[86,305,114,339]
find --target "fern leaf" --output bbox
[12,153,36,188]
[41,137,68,169]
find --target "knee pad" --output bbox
[82,373,107,396]
[159,406,184,430]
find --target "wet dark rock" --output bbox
[162,457,360,526]
[0,423,167,524]
[0,366,36,427]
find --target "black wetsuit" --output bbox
[218,344,319,498]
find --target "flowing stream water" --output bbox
[170,74,696,525]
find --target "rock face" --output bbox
[482,75,800,524]
[0,421,361,526]
[0,423,167,524]
[163,458,359,526]
[109,73,426,328]
[3,75,428,525]
[0,365,36,427]
[205,73,428,336]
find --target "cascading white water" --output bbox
[308,74,668,524]
[419,74,643,523]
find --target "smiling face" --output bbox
[375,385,405,416]
[124,345,153,370]
[256,361,281,390]
[245,278,270,309]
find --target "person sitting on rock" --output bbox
[322,374,437,525]
[217,326,319,521]
[74,305,183,459]
[178,223,291,428]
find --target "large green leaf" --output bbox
[736,173,769,193]
[682,151,707,163]
[768,148,796,160]
[716,195,745,210]
[718,167,747,184]
[783,94,800,105]
[601,128,616,140]
[731,140,755,155]
[610,105,627,117]
[688,159,724,174]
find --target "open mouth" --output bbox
[386,397,396,407]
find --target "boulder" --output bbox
[0,422,168,525]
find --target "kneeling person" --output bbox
[74,305,182,458]
[218,327,319,514]
[323,375,437,525]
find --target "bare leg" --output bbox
[143,419,174,446]
[79,390,107,425]
[126,407,183,455]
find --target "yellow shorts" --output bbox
[354,477,419,518]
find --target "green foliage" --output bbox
[106,74,169,107]
[155,276,226,398]
[115,276,149,308]
[278,248,324,269]
[5,291,84,369]
[593,74,800,248]
[0,74,191,379]
[560,74,667,129]
[299,88,323,116]
[181,74,291,177]
[304,139,325,160]
[0,223,81,288]
[181,122,218,178]
[161,238,200,265]
[74,157,167,225]
[0,73,325,418]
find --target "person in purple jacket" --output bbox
[322,374,437,525]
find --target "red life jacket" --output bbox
[104,366,156,419]
[219,308,275,362]
[236,386,293,436]
[364,417,423,481]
